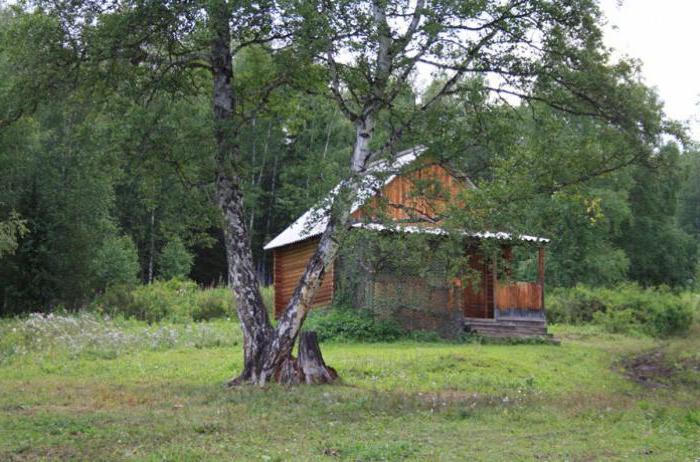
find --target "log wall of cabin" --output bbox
[273,237,334,318]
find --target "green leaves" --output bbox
[0,8,74,128]
[158,238,194,280]
[93,235,140,290]
[0,212,28,258]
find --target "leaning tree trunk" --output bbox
[255,116,376,384]
[208,0,341,386]
[207,0,389,386]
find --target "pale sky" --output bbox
[600,0,700,141]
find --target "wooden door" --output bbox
[462,254,494,318]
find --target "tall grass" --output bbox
[0,312,243,364]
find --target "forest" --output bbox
[0,0,699,460]
[1,5,698,315]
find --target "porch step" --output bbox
[464,317,549,338]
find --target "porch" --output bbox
[458,244,548,337]
[338,224,551,339]
[463,317,548,337]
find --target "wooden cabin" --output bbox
[264,146,550,338]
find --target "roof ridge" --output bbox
[263,145,427,250]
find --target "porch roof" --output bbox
[350,223,550,244]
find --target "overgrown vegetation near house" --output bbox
[91,279,274,324]
[546,284,696,338]
[63,281,699,342]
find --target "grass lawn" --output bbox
[0,316,698,461]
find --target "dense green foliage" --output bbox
[93,280,229,323]
[0,212,27,258]
[158,238,195,281]
[430,96,699,288]
[303,308,406,343]
[93,235,141,290]
[91,279,273,323]
[546,284,696,337]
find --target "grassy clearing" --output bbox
[0,314,698,461]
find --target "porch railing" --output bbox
[495,281,543,311]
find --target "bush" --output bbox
[158,238,194,280]
[546,285,607,324]
[93,279,234,323]
[546,283,694,337]
[191,290,231,322]
[303,308,405,342]
[93,235,140,289]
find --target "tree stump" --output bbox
[273,331,338,385]
[297,331,338,384]
[228,331,338,386]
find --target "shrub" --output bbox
[546,283,693,337]
[93,279,234,323]
[93,235,140,289]
[191,290,232,322]
[158,238,194,280]
[303,307,405,342]
[546,285,607,324]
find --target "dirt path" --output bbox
[620,348,675,388]
[619,347,700,388]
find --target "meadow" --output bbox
[0,306,698,462]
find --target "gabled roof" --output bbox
[264,146,428,250]
[264,145,549,250]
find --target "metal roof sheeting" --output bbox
[263,146,427,250]
[350,223,550,244]
[263,145,549,250]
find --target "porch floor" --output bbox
[463,317,550,339]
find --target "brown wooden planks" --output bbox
[462,253,495,319]
[495,282,543,310]
[273,238,334,318]
[353,163,470,223]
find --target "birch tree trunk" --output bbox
[207,0,386,386]
[147,209,155,284]
[209,1,274,384]
[257,117,376,384]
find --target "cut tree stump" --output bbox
[298,331,338,384]
[275,331,338,385]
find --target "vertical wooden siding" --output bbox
[353,163,469,223]
[273,238,334,318]
[462,253,495,318]
[495,282,543,310]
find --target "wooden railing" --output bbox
[495,281,543,310]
